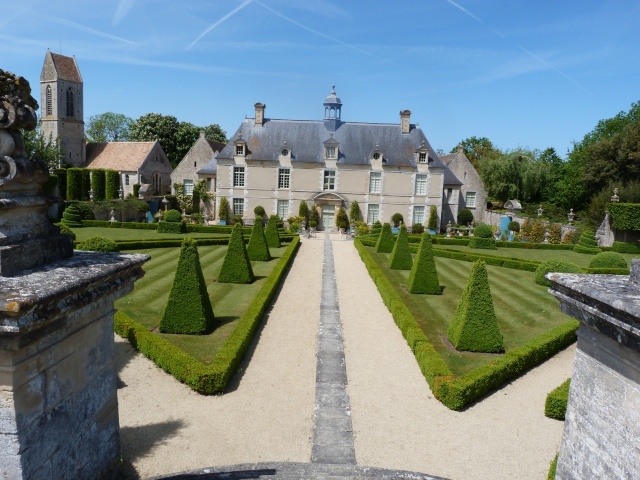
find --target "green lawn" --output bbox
[72,227,229,242]
[115,245,288,364]
[368,248,574,375]
[434,243,639,268]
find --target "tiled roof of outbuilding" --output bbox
[218,118,448,170]
[85,142,157,171]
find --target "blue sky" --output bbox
[3,0,640,158]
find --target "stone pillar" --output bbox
[0,252,147,479]
[547,261,640,480]
[0,68,149,479]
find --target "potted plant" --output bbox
[309,219,317,236]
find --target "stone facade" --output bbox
[440,146,486,225]
[170,131,225,218]
[216,88,471,231]
[547,263,640,480]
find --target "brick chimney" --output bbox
[400,110,411,134]
[255,102,266,126]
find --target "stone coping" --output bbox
[546,272,640,324]
[150,462,447,479]
[0,251,149,334]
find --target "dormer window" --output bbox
[418,152,427,163]
[281,148,289,156]
[372,152,380,160]
[325,147,336,159]
[236,144,245,156]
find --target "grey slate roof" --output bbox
[439,152,463,186]
[196,153,219,175]
[217,118,449,170]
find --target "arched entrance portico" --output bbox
[313,192,346,231]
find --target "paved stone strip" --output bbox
[311,234,356,465]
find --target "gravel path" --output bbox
[117,234,574,479]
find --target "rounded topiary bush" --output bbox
[412,223,425,234]
[76,202,96,220]
[164,209,183,222]
[61,203,83,228]
[458,208,474,225]
[535,258,582,287]
[78,236,119,252]
[589,251,628,269]
[473,223,493,238]
[508,221,520,233]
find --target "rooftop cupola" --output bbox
[323,85,342,132]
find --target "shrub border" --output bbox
[545,378,570,420]
[354,239,579,410]
[114,236,300,394]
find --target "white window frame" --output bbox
[367,204,380,224]
[278,168,290,189]
[415,174,427,195]
[466,191,477,208]
[125,174,130,186]
[413,206,425,225]
[235,144,245,156]
[233,166,245,187]
[323,170,336,190]
[277,200,289,219]
[418,152,427,163]
[206,178,213,192]
[184,179,194,196]
[369,172,381,194]
[325,146,336,159]
[233,198,244,216]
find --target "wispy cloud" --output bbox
[113,0,135,26]
[445,0,483,23]
[187,0,253,50]
[444,0,588,93]
[254,0,411,72]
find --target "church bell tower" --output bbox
[40,49,85,167]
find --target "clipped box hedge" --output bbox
[82,220,159,230]
[545,378,571,420]
[354,239,579,411]
[114,236,300,393]
[158,221,186,234]
[609,241,640,254]
[496,241,575,250]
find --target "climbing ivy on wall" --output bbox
[608,203,640,231]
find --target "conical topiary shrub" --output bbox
[375,222,395,253]
[407,233,440,294]
[160,237,215,334]
[573,229,601,254]
[265,215,281,248]
[218,223,254,284]
[388,224,413,270]
[61,203,83,228]
[247,215,271,261]
[447,260,504,353]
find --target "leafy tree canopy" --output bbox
[86,112,133,142]
[129,113,227,168]
[451,136,500,169]
[22,120,63,170]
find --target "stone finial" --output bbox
[0,70,73,276]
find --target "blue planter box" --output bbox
[219,220,226,225]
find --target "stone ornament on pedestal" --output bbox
[0,69,149,480]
